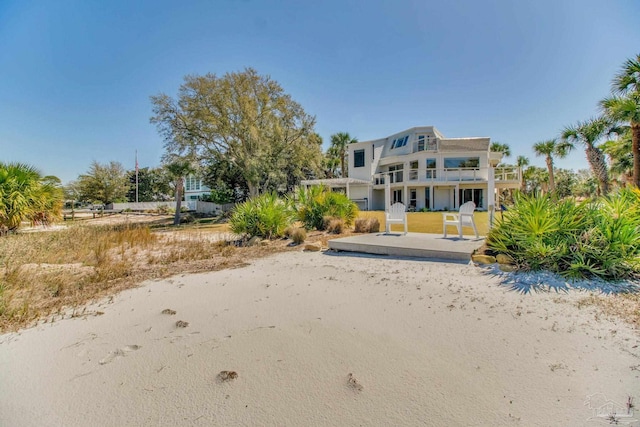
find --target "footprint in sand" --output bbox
[99,345,141,365]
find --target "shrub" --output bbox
[294,185,359,230]
[354,217,380,233]
[157,204,170,214]
[290,228,307,244]
[486,189,640,280]
[325,218,344,234]
[229,192,294,239]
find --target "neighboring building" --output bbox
[183,175,211,201]
[302,126,520,211]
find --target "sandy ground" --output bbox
[1,251,639,426]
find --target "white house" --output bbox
[183,175,211,201]
[303,126,520,212]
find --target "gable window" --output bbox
[444,157,480,169]
[391,135,409,149]
[354,149,365,168]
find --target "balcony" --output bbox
[373,166,520,187]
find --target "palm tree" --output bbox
[562,117,617,196]
[516,155,529,192]
[0,162,63,232]
[601,128,633,184]
[329,132,358,178]
[600,53,640,187]
[165,159,195,226]
[490,142,511,158]
[532,139,571,193]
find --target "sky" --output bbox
[1,0,639,184]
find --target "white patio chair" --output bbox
[442,201,479,239]
[385,202,408,235]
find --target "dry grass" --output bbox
[577,293,640,330]
[0,222,327,332]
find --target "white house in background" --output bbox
[302,126,520,212]
[183,175,211,201]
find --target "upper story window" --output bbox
[185,176,201,191]
[444,157,480,169]
[417,135,437,151]
[391,135,409,149]
[354,149,365,168]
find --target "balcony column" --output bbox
[488,166,496,228]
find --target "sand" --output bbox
[1,251,638,426]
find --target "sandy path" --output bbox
[1,251,638,426]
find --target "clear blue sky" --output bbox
[1,0,639,183]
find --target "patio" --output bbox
[328,232,484,262]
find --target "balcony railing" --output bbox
[373,166,520,185]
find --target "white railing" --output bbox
[412,139,438,153]
[374,166,520,185]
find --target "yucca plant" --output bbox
[293,185,359,230]
[229,192,295,239]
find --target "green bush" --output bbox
[486,189,640,280]
[229,192,294,239]
[294,185,359,230]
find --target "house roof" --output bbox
[439,138,490,152]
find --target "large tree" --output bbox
[0,162,63,231]
[562,117,618,196]
[600,53,640,187]
[77,161,129,205]
[126,167,172,202]
[150,68,322,197]
[532,139,571,193]
[328,132,358,178]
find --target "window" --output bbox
[390,135,409,149]
[409,161,418,180]
[444,157,480,169]
[459,189,484,208]
[409,189,417,209]
[425,188,431,210]
[185,176,201,191]
[388,164,403,183]
[354,149,365,168]
[417,135,425,151]
[393,189,403,204]
[426,158,436,179]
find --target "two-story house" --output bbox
[303,126,520,211]
[183,175,211,201]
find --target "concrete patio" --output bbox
[328,232,484,262]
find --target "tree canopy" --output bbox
[150,68,323,197]
[77,161,129,205]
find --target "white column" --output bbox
[488,166,496,227]
[385,176,391,212]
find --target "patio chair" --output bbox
[385,202,408,235]
[442,201,479,239]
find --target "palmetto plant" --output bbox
[229,192,295,239]
[487,189,640,280]
[294,185,359,230]
[0,162,63,232]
